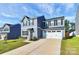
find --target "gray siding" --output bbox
[75,7,79,35]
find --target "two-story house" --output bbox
[21,16,45,40]
[21,16,65,40]
[0,24,21,40]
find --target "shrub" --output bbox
[30,37,38,41]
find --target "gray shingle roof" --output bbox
[46,16,64,21]
[45,27,65,30]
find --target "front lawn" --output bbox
[0,39,29,54]
[61,37,79,55]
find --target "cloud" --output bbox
[65,16,75,22]
[54,7,62,17]
[0,3,77,27]
[1,12,13,17]
[35,4,55,18]
[0,19,18,27]
[22,6,29,13]
[1,12,19,18]
[61,3,75,13]
[22,6,43,17]
[66,4,75,11]
[21,3,76,19]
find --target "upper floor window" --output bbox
[58,20,61,26]
[30,20,34,25]
[23,21,28,26]
[61,19,63,25]
[23,22,25,26]
[48,21,51,26]
[51,21,54,26]
[29,20,30,25]
[32,20,34,25]
[54,20,57,26]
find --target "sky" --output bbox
[0,3,78,27]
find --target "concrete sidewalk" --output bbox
[2,39,61,55]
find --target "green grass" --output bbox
[0,39,29,54]
[61,37,79,55]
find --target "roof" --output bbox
[2,23,12,28]
[21,15,45,22]
[21,16,30,22]
[46,16,65,21]
[4,24,12,26]
[44,27,65,30]
[21,16,37,22]
[0,24,12,30]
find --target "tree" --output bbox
[65,19,70,32]
[69,22,75,32]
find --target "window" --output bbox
[22,31,28,35]
[54,20,57,26]
[48,21,51,26]
[52,31,55,32]
[30,20,34,25]
[58,20,61,25]
[32,20,34,25]
[30,20,32,25]
[23,22,25,26]
[61,19,63,25]
[51,21,54,26]
[23,21,28,26]
[57,31,61,32]
[29,20,30,25]
[48,31,51,32]
[26,21,28,26]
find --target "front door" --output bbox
[30,30,33,40]
[28,29,34,40]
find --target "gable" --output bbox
[21,16,30,22]
[3,25,10,31]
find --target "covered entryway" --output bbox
[27,28,34,40]
[0,34,7,40]
[46,30,63,39]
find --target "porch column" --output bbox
[27,31,30,40]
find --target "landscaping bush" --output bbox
[63,35,76,40]
[20,37,27,39]
[30,37,38,41]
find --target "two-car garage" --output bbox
[46,30,65,39]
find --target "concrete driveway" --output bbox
[2,39,61,55]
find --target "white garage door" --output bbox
[46,30,63,39]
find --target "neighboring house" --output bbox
[21,16,65,40]
[0,24,21,40]
[75,7,79,36]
